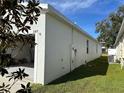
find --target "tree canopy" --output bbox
[0,0,41,52]
[96,5,124,48]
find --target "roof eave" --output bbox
[114,19,124,47]
[40,3,98,43]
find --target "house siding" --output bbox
[116,35,124,60]
[43,13,101,84]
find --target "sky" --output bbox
[41,0,124,38]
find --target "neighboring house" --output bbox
[7,4,102,85]
[114,20,124,62]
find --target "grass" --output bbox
[32,55,124,93]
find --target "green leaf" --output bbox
[26,82,30,88]
[21,84,25,89]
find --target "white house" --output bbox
[7,4,102,85]
[114,20,124,62]
[108,48,116,63]
[33,4,102,85]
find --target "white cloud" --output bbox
[43,0,98,12]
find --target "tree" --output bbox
[96,5,124,48]
[0,0,41,92]
[0,0,41,51]
[0,0,41,64]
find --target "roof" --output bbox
[39,3,98,43]
[114,19,124,46]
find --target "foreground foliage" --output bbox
[0,0,41,52]
[0,68,31,93]
[0,0,40,92]
[32,56,124,93]
[0,0,40,67]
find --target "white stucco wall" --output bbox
[42,13,102,84]
[44,14,72,84]
[34,14,46,84]
[116,39,120,60]
[115,35,124,60]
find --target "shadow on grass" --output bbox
[50,56,108,84]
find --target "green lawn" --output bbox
[32,55,124,93]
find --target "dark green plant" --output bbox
[0,67,8,76]
[0,54,14,67]
[16,83,31,93]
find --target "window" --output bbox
[86,40,89,54]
